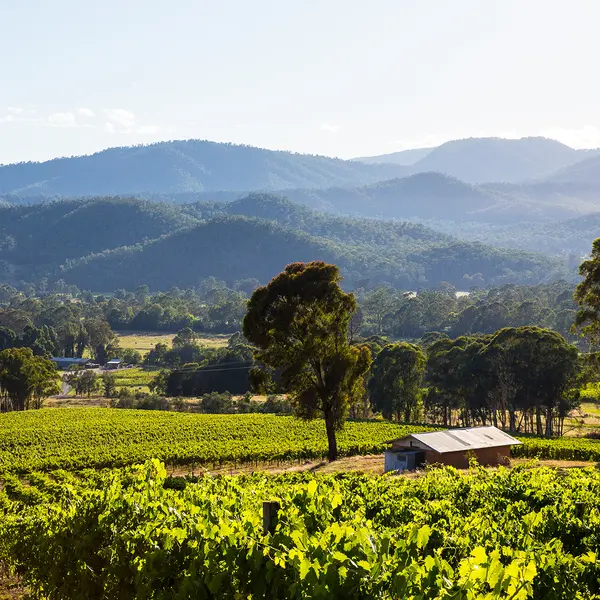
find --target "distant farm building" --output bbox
[51,357,91,370]
[385,426,521,472]
[105,359,123,370]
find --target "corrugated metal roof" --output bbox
[394,426,522,454]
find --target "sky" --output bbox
[2,0,600,164]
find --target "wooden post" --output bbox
[263,501,280,535]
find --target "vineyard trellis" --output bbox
[0,461,598,598]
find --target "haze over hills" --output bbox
[2,137,600,228]
[355,147,434,166]
[0,139,409,197]
[544,153,600,185]
[3,137,600,203]
[360,137,600,183]
[245,172,600,224]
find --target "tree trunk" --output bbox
[535,403,543,436]
[325,412,338,462]
[545,407,553,437]
[508,409,516,433]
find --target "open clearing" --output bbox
[116,332,174,353]
[116,331,230,354]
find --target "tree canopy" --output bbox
[0,347,60,411]
[574,238,600,346]
[368,343,426,422]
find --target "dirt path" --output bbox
[166,455,598,478]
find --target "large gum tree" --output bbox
[243,261,371,461]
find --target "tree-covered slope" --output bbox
[0,197,200,266]
[281,173,503,219]
[60,216,341,290]
[0,139,410,197]
[58,212,564,291]
[221,193,453,246]
[250,172,600,224]
[0,195,570,290]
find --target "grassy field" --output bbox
[116,332,174,353]
[580,382,600,402]
[116,331,230,354]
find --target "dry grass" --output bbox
[167,454,387,478]
[45,396,110,408]
[167,454,598,479]
[563,401,600,436]
[0,567,25,600]
[116,332,230,355]
[116,332,174,354]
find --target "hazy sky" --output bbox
[2,0,599,163]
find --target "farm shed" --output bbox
[385,426,521,472]
[105,359,123,370]
[51,357,91,370]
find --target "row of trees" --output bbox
[369,328,581,437]
[358,282,578,341]
[0,278,582,345]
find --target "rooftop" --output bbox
[393,426,522,454]
[51,357,90,364]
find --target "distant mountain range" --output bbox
[2,137,600,204]
[144,171,600,224]
[2,136,600,275]
[0,140,409,196]
[359,137,600,183]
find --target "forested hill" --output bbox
[220,193,452,246]
[0,198,201,267]
[0,139,409,196]
[146,171,600,224]
[283,173,498,220]
[0,195,569,291]
[277,173,600,223]
[4,137,600,226]
[60,214,562,291]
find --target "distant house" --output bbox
[105,358,123,370]
[385,426,521,472]
[51,357,91,370]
